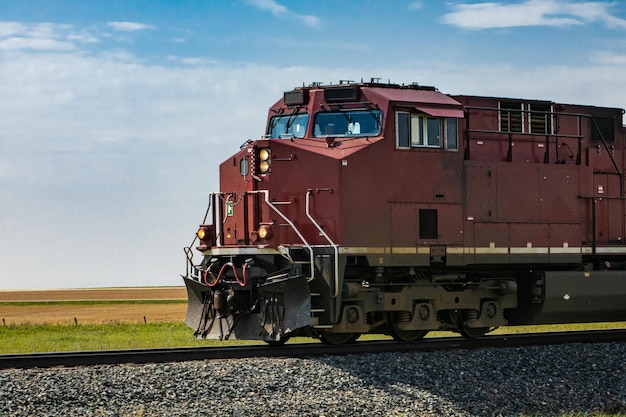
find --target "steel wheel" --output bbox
[318,332,360,345]
[458,325,489,339]
[265,336,291,346]
[449,310,489,340]
[385,311,428,343]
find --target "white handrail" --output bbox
[249,190,315,281]
[305,189,340,297]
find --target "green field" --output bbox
[2,295,626,354]
[0,321,267,354]
[2,319,626,354]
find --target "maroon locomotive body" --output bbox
[183,80,626,344]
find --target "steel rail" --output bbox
[2,329,626,370]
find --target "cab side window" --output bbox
[396,111,458,151]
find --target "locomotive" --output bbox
[182,79,626,344]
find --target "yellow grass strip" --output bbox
[0,286,187,302]
[1,303,187,325]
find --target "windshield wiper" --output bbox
[284,106,302,134]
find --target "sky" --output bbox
[1,0,626,290]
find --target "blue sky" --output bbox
[1,0,625,289]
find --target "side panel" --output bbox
[464,164,495,221]
[593,172,624,243]
[496,166,539,221]
[464,162,584,264]
[389,203,417,247]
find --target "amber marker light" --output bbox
[195,224,215,250]
[257,225,273,240]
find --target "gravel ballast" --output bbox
[2,342,626,416]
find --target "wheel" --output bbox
[265,336,290,346]
[448,310,490,340]
[318,332,360,345]
[458,326,489,339]
[385,311,428,343]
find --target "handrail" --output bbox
[463,105,590,163]
[465,128,583,140]
[464,105,596,118]
[211,192,243,247]
[200,189,338,284]
[211,192,222,247]
[184,193,214,276]
[247,190,316,280]
[184,246,194,277]
[306,189,340,297]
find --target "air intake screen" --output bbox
[284,90,307,106]
[324,87,358,102]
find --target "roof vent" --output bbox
[324,86,359,102]
[284,89,308,106]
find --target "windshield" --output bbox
[314,109,382,137]
[268,113,309,138]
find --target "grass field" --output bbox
[0,287,187,325]
[0,287,200,354]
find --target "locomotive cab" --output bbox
[183,80,626,344]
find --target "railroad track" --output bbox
[2,329,626,370]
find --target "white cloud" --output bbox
[0,21,28,37]
[248,0,287,15]
[27,22,74,39]
[0,21,99,52]
[590,50,626,64]
[390,61,626,110]
[107,21,155,31]
[0,37,75,51]
[442,0,626,30]
[566,1,626,29]
[246,0,321,28]
[67,31,100,44]
[297,14,321,28]
[408,1,424,11]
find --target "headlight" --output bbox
[258,148,271,173]
[197,228,206,240]
[259,160,271,173]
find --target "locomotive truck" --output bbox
[182,79,626,344]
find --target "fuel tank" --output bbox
[534,270,626,324]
